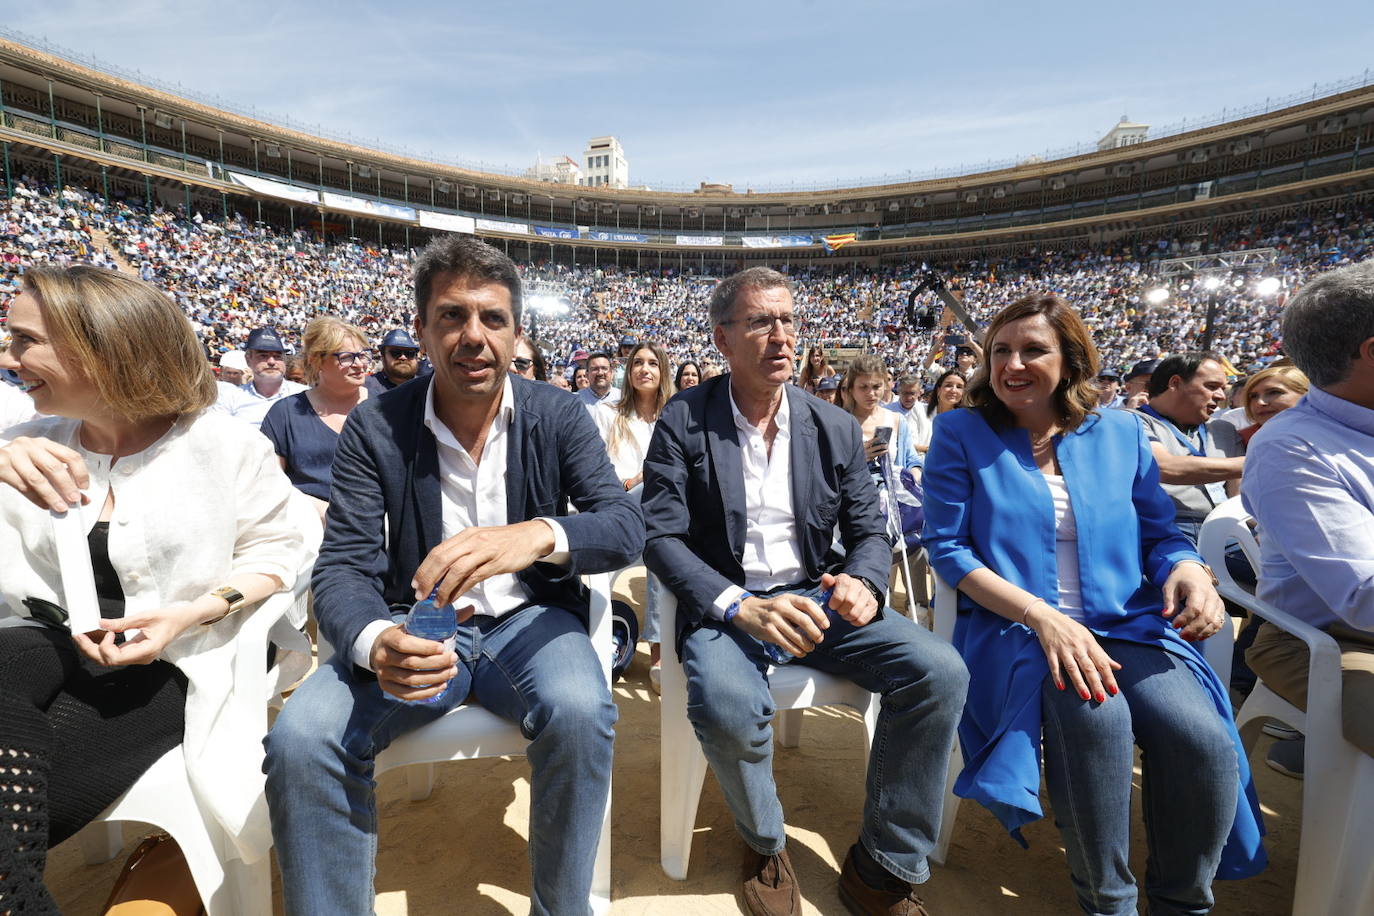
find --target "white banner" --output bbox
[225,170,320,205]
[475,218,530,236]
[675,234,724,247]
[418,211,477,234]
[741,234,814,248]
[321,191,416,221]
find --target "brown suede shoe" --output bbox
[740,844,802,916]
[838,847,931,916]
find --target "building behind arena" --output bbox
[1,32,1373,276]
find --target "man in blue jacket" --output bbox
[642,267,967,916]
[264,236,643,916]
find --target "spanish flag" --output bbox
[823,232,858,253]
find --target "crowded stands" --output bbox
[4,170,1374,916]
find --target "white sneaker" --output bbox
[649,661,662,696]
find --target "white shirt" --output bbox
[1044,474,1084,620]
[351,376,570,669]
[211,378,307,429]
[712,385,804,617]
[0,411,320,861]
[592,400,655,481]
[0,383,38,432]
[577,386,621,412]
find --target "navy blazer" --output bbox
[312,374,644,662]
[641,374,890,653]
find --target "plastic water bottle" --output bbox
[403,588,457,704]
[763,587,836,666]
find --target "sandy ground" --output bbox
[47,568,1300,915]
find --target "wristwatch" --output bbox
[202,585,247,626]
[1181,562,1220,586]
[723,592,753,624]
[854,575,885,607]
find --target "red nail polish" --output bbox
[1108,685,1118,696]
[1095,693,1105,703]
[1079,690,1090,700]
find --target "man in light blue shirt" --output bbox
[1242,259,1374,761]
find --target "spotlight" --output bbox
[1256,277,1281,296]
[1202,276,1222,291]
[1145,287,1170,305]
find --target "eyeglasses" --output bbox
[721,313,797,336]
[331,351,373,368]
[385,348,419,360]
[512,357,534,371]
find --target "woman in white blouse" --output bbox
[593,340,674,687]
[0,266,315,910]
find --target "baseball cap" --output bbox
[817,375,841,391]
[619,335,637,348]
[245,328,286,352]
[572,348,590,361]
[381,328,419,350]
[1097,368,1122,381]
[1124,359,1158,381]
[219,350,249,371]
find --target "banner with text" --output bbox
[586,230,650,243]
[226,170,320,206]
[475,218,530,235]
[534,225,579,239]
[417,211,477,234]
[321,192,416,222]
[740,235,814,248]
[675,234,724,247]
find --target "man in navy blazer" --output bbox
[642,267,968,916]
[265,236,642,916]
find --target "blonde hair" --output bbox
[22,266,215,421]
[1241,365,1310,424]
[302,317,368,385]
[609,342,674,459]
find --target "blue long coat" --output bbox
[921,406,1265,878]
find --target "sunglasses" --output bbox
[512,357,534,371]
[385,348,419,360]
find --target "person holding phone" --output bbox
[0,266,316,911]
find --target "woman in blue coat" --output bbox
[922,295,1265,915]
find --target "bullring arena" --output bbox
[2,20,1373,916]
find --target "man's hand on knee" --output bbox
[732,594,829,658]
[369,624,460,701]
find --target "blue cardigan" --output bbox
[922,406,1266,878]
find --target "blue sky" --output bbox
[3,0,1372,190]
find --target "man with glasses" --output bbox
[213,326,306,429]
[642,267,967,916]
[365,328,430,395]
[577,351,620,410]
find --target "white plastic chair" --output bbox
[320,573,615,915]
[35,503,317,916]
[930,564,1235,866]
[656,578,880,880]
[1200,496,1374,916]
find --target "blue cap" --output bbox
[817,375,841,391]
[382,328,419,350]
[1125,359,1159,381]
[245,327,286,352]
[619,335,637,348]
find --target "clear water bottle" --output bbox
[764,587,836,666]
[403,588,457,704]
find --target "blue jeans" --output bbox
[682,590,968,884]
[1040,639,1239,916]
[264,605,617,916]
